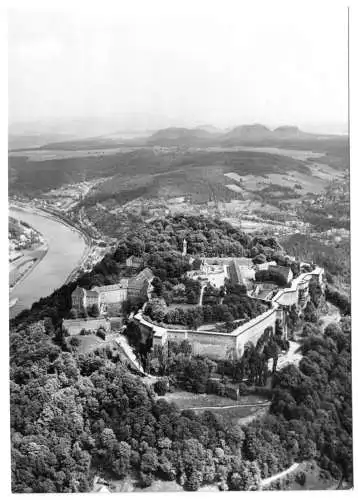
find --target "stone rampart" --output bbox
[272,267,324,308]
[234,307,278,357]
[63,317,111,336]
[134,267,324,361]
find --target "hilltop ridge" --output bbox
[10,122,344,151]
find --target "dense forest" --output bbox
[10,313,352,492]
[9,215,352,492]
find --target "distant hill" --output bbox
[273,125,313,139]
[222,124,273,142]
[274,125,301,137]
[146,127,220,146]
[9,130,348,207]
[146,124,327,147]
[20,122,346,151]
[8,133,78,150]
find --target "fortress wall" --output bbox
[166,329,188,343]
[136,267,325,362]
[153,333,167,348]
[234,308,278,357]
[63,318,111,336]
[186,331,237,360]
[273,289,298,307]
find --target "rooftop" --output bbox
[135,267,154,281]
[93,281,128,293]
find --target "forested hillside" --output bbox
[10,315,352,492]
[9,215,352,492]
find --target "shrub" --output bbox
[69,308,78,319]
[253,253,266,265]
[255,269,289,287]
[88,304,100,318]
[96,328,106,340]
[295,472,306,486]
[238,382,251,396]
[69,336,81,347]
[154,378,169,396]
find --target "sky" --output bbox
[8,0,349,133]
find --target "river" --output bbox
[9,207,87,319]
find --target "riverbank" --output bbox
[9,204,89,318]
[28,205,93,285]
[9,244,48,292]
[9,210,50,301]
[10,202,92,286]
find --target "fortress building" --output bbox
[186,257,256,290]
[71,268,154,315]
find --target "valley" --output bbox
[9,126,349,293]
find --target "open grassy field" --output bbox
[109,476,219,493]
[271,460,341,491]
[162,390,269,425]
[69,332,122,355]
[9,146,137,161]
[163,390,268,407]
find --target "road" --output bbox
[187,401,271,411]
[261,463,299,487]
[198,284,206,306]
[114,334,148,375]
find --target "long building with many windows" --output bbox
[71,268,154,315]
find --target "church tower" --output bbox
[182,238,187,257]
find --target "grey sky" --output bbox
[8,1,348,132]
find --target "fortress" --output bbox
[66,242,324,360]
[133,266,324,361]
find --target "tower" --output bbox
[182,238,187,257]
